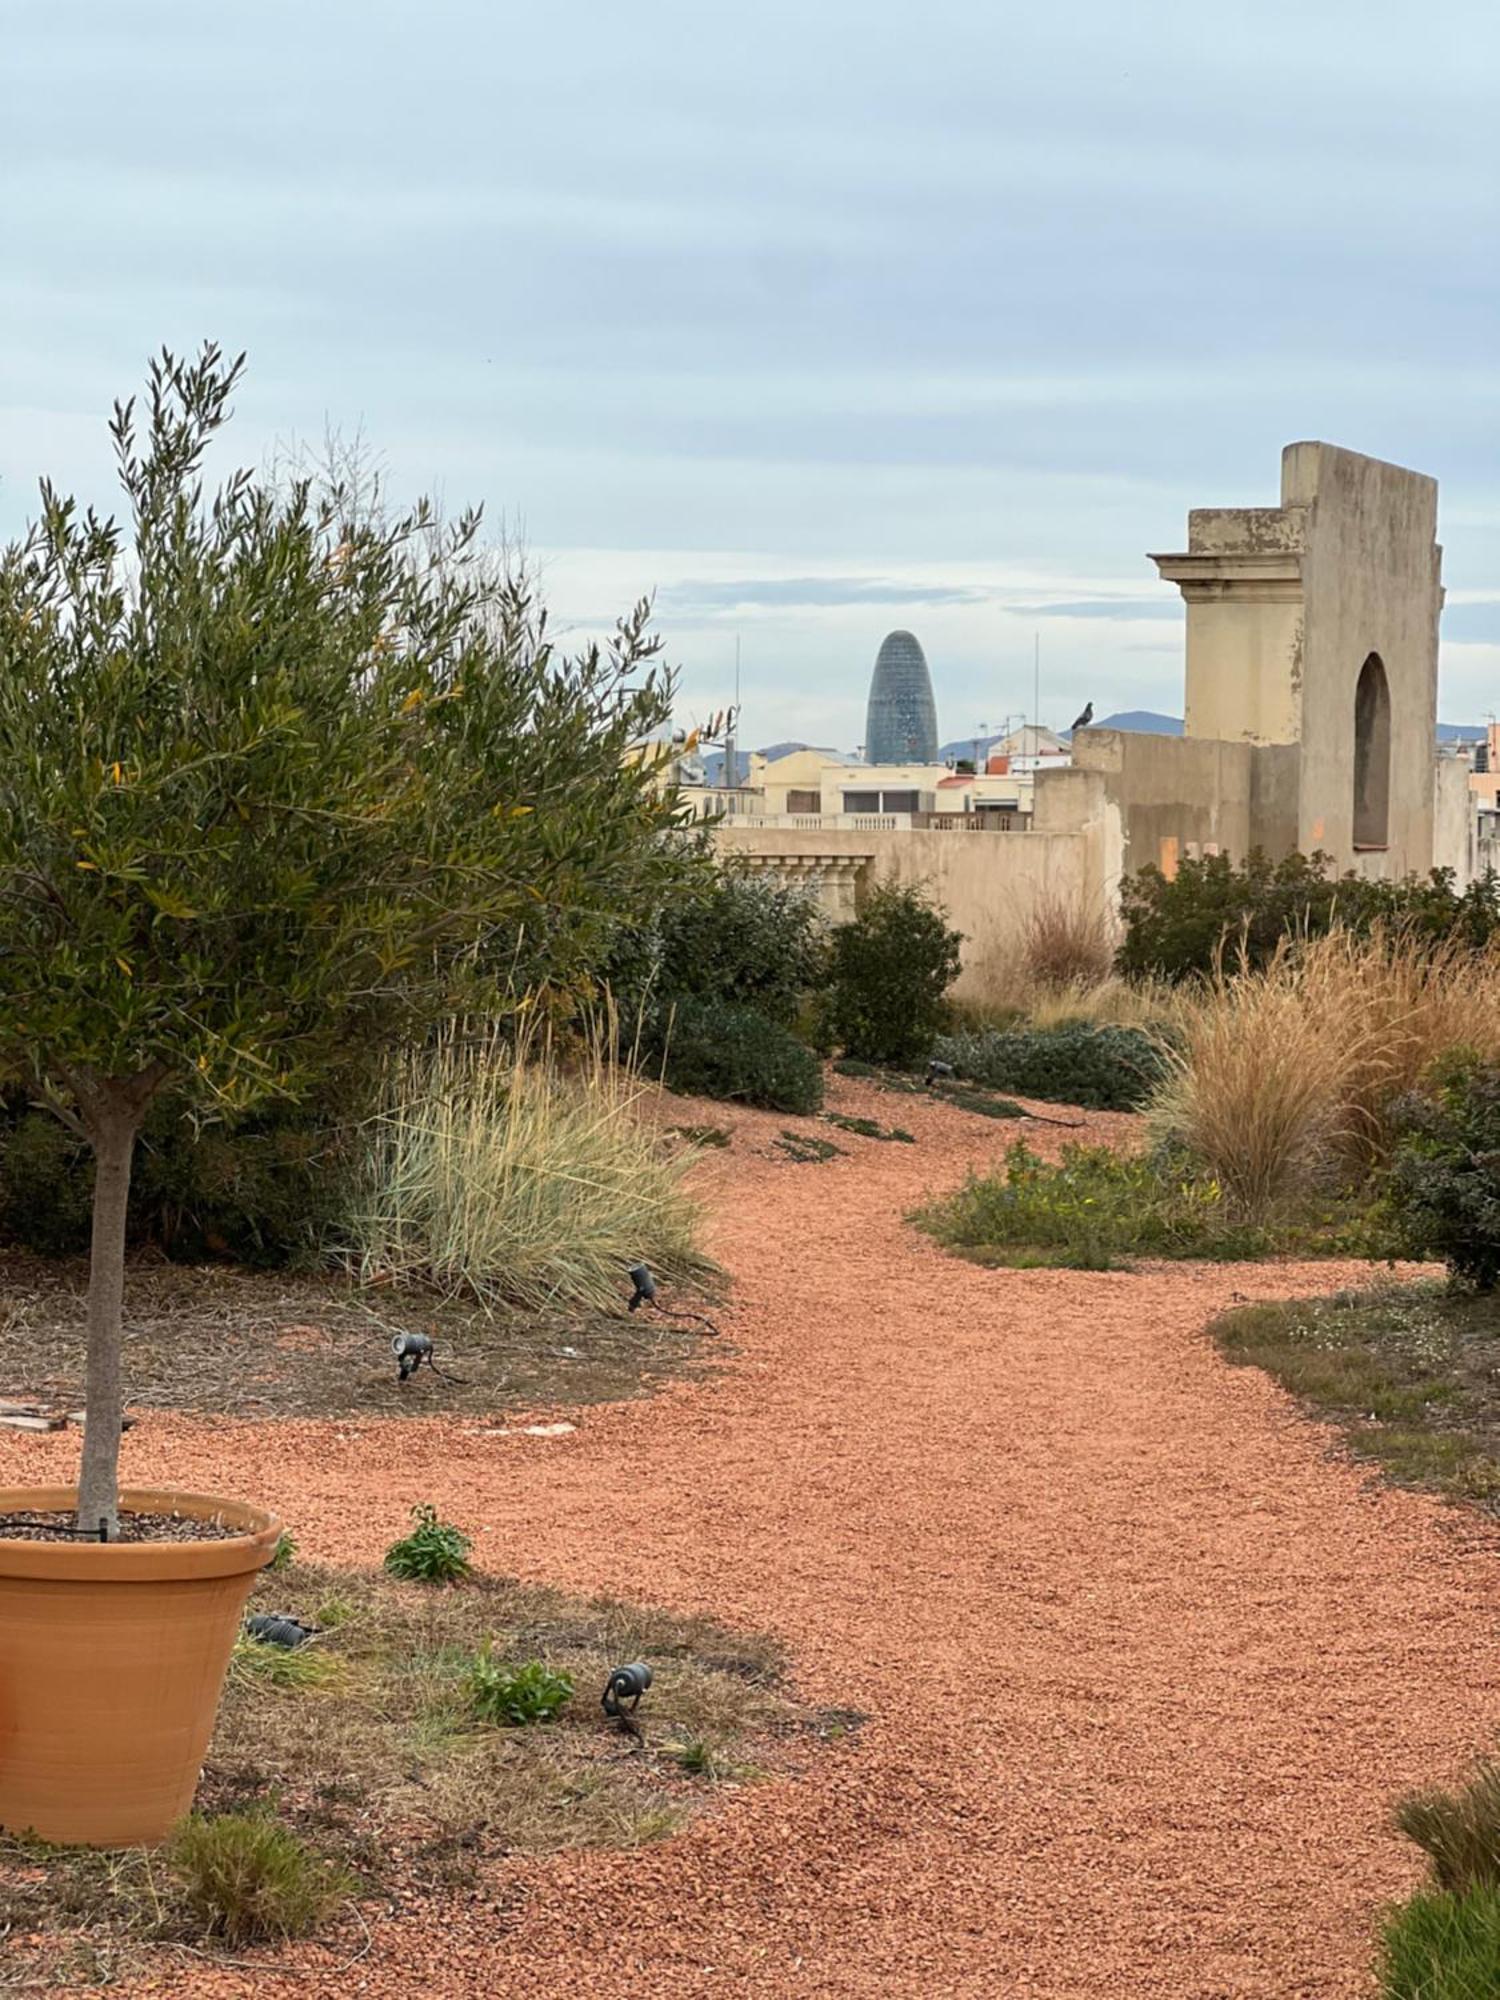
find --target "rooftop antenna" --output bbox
[1033,632,1041,751]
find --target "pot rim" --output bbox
[0,1485,280,1581]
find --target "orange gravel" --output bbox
[8,1080,1500,1999]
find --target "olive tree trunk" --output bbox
[76,1090,150,1538]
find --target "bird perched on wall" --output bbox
[1069,701,1094,734]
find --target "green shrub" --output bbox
[0,1090,351,1266]
[1389,1060,1500,1290]
[268,1531,296,1572]
[619,866,826,1027]
[168,1811,354,1947]
[933,1023,1168,1111]
[0,1109,95,1254]
[464,1650,573,1726]
[1398,1762,1500,1893]
[823,883,962,1066]
[1379,1888,1500,1997]
[917,1139,1268,1268]
[642,998,824,1114]
[1118,849,1500,983]
[383,1504,473,1585]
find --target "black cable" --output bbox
[646,1296,721,1338]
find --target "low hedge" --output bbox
[639,998,824,1115]
[931,1023,1168,1111]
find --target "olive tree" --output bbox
[0,346,690,1532]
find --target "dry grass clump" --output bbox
[1020,891,1115,990]
[1298,929,1500,1170]
[1151,926,1500,1218]
[340,1015,709,1312]
[167,1811,355,1948]
[1149,943,1347,1215]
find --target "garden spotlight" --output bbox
[392,1331,434,1380]
[602,1661,653,1720]
[925,1058,954,1085]
[627,1263,657,1312]
[243,1613,316,1649]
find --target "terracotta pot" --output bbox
[0,1485,279,1846]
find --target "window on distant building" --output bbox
[880,791,919,813]
[842,791,881,813]
[786,789,821,813]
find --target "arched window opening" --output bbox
[1353,652,1391,850]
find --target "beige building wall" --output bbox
[713,817,1117,1002]
[1151,442,1445,880]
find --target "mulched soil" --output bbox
[0,1509,242,1543]
[2,1072,1497,1997]
[0,1254,712,1424]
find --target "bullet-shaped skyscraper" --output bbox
[864,630,938,764]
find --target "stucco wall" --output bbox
[1065,728,1258,877]
[1290,444,1442,879]
[1434,755,1473,887]
[712,821,1111,1000]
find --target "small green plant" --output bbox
[383,1504,472,1585]
[667,1124,731,1148]
[823,1113,915,1143]
[670,1736,744,1779]
[823,883,963,1066]
[267,1531,296,1572]
[775,1130,842,1164]
[167,1811,354,1947]
[464,1650,574,1726]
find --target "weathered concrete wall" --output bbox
[1434,755,1473,887]
[1152,442,1444,880]
[1065,728,1257,878]
[712,820,1111,1000]
[1249,742,1301,858]
[1290,444,1442,879]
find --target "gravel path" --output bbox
[7,1080,1500,1998]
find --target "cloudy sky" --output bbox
[2,1,1496,752]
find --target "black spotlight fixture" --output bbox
[924,1058,954,1086]
[626,1263,657,1313]
[602,1661,653,1727]
[392,1330,435,1381]
[243,1613,317,1650]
